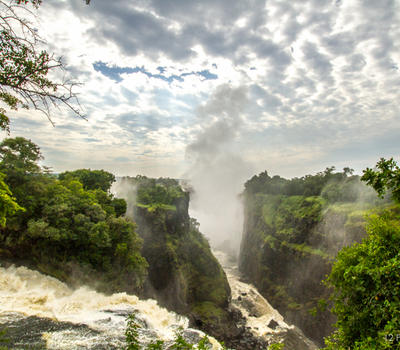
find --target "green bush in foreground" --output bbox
[125,313,226,350]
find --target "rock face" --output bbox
[239,192,370,346]
[131,188,240,345]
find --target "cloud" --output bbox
[302,41,334,84]
[4,0,398,185]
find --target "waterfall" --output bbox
[0,265,221,349]
[0,255,318,350]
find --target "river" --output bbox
[214,251,318,350]
[0,265,221,349]
[0,254,317,349]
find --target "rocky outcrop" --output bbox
[131,189,241,345]
[239,193,370,346]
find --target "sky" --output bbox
[6,0,400,181]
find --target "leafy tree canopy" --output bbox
[59,168,116,192]
[0,136,43,191]
[244,167,366,203]
[0,171,23,226]
[362,157,400,203]
[0,137,146,292]
[123,175,185,211]
[325,209,400,349]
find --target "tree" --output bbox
[0,138,147,292]
[0,0,84,132]
[361,157,400,203]
[325,210,400,349]
[0,171,23,226]
[324,158,400,349]
[58,169,116,192]
[0,136,42,187]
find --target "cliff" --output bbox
[121,176,239,344]
[238,170,383,346]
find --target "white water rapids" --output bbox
[214,250,318,350]
[0,254,317,349]
[0,265,222,349]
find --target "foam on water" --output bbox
[0,265,221,349]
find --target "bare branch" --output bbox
[0,0,85,130]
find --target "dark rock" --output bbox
[268,319,279,329]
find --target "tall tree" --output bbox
[0,0,84,132]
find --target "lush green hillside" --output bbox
[239,167,387,345]
[0,137,148,293]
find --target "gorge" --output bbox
[0,138,394,349]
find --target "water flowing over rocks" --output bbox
[214,250,318,350]
[0,265,222,349]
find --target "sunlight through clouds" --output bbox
[8,0,400,178]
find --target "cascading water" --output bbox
[0,265,221,349]
[0,259,319,350]
[214,251,318,350]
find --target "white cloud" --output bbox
[3,0,398,183]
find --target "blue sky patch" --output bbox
[93,61,218,83]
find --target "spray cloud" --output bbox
[185,84,254,256]
[111,177,137,219]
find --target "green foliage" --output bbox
[324,209,400,349]
[0,138,147,291]
[362,157,400,203]
[125,313,141,350]
[282,242,330,259]
[241,167,382,345]
[245,167,352,197]
[0,328,9,350]
[58,169,116,192]
[134,176,184,210]
[268,343,285,350]
[146,340,165,350]
[0,137,42,185]
[245,167,377,205]
[0,171,24,226]
[322,158,400,349]
[169,331,194,350]
[124,313,214,350]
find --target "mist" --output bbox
[184,84,254,256]
[111,177,137,219]
[317,177,383,254]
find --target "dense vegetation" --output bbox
[244,166,378,203]
[118,176,237,347]
[239,167,386,345]
[134,175,186,211]
[324,158,400,349]
[0,137,147,292]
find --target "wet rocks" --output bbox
[268,319,279,330]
